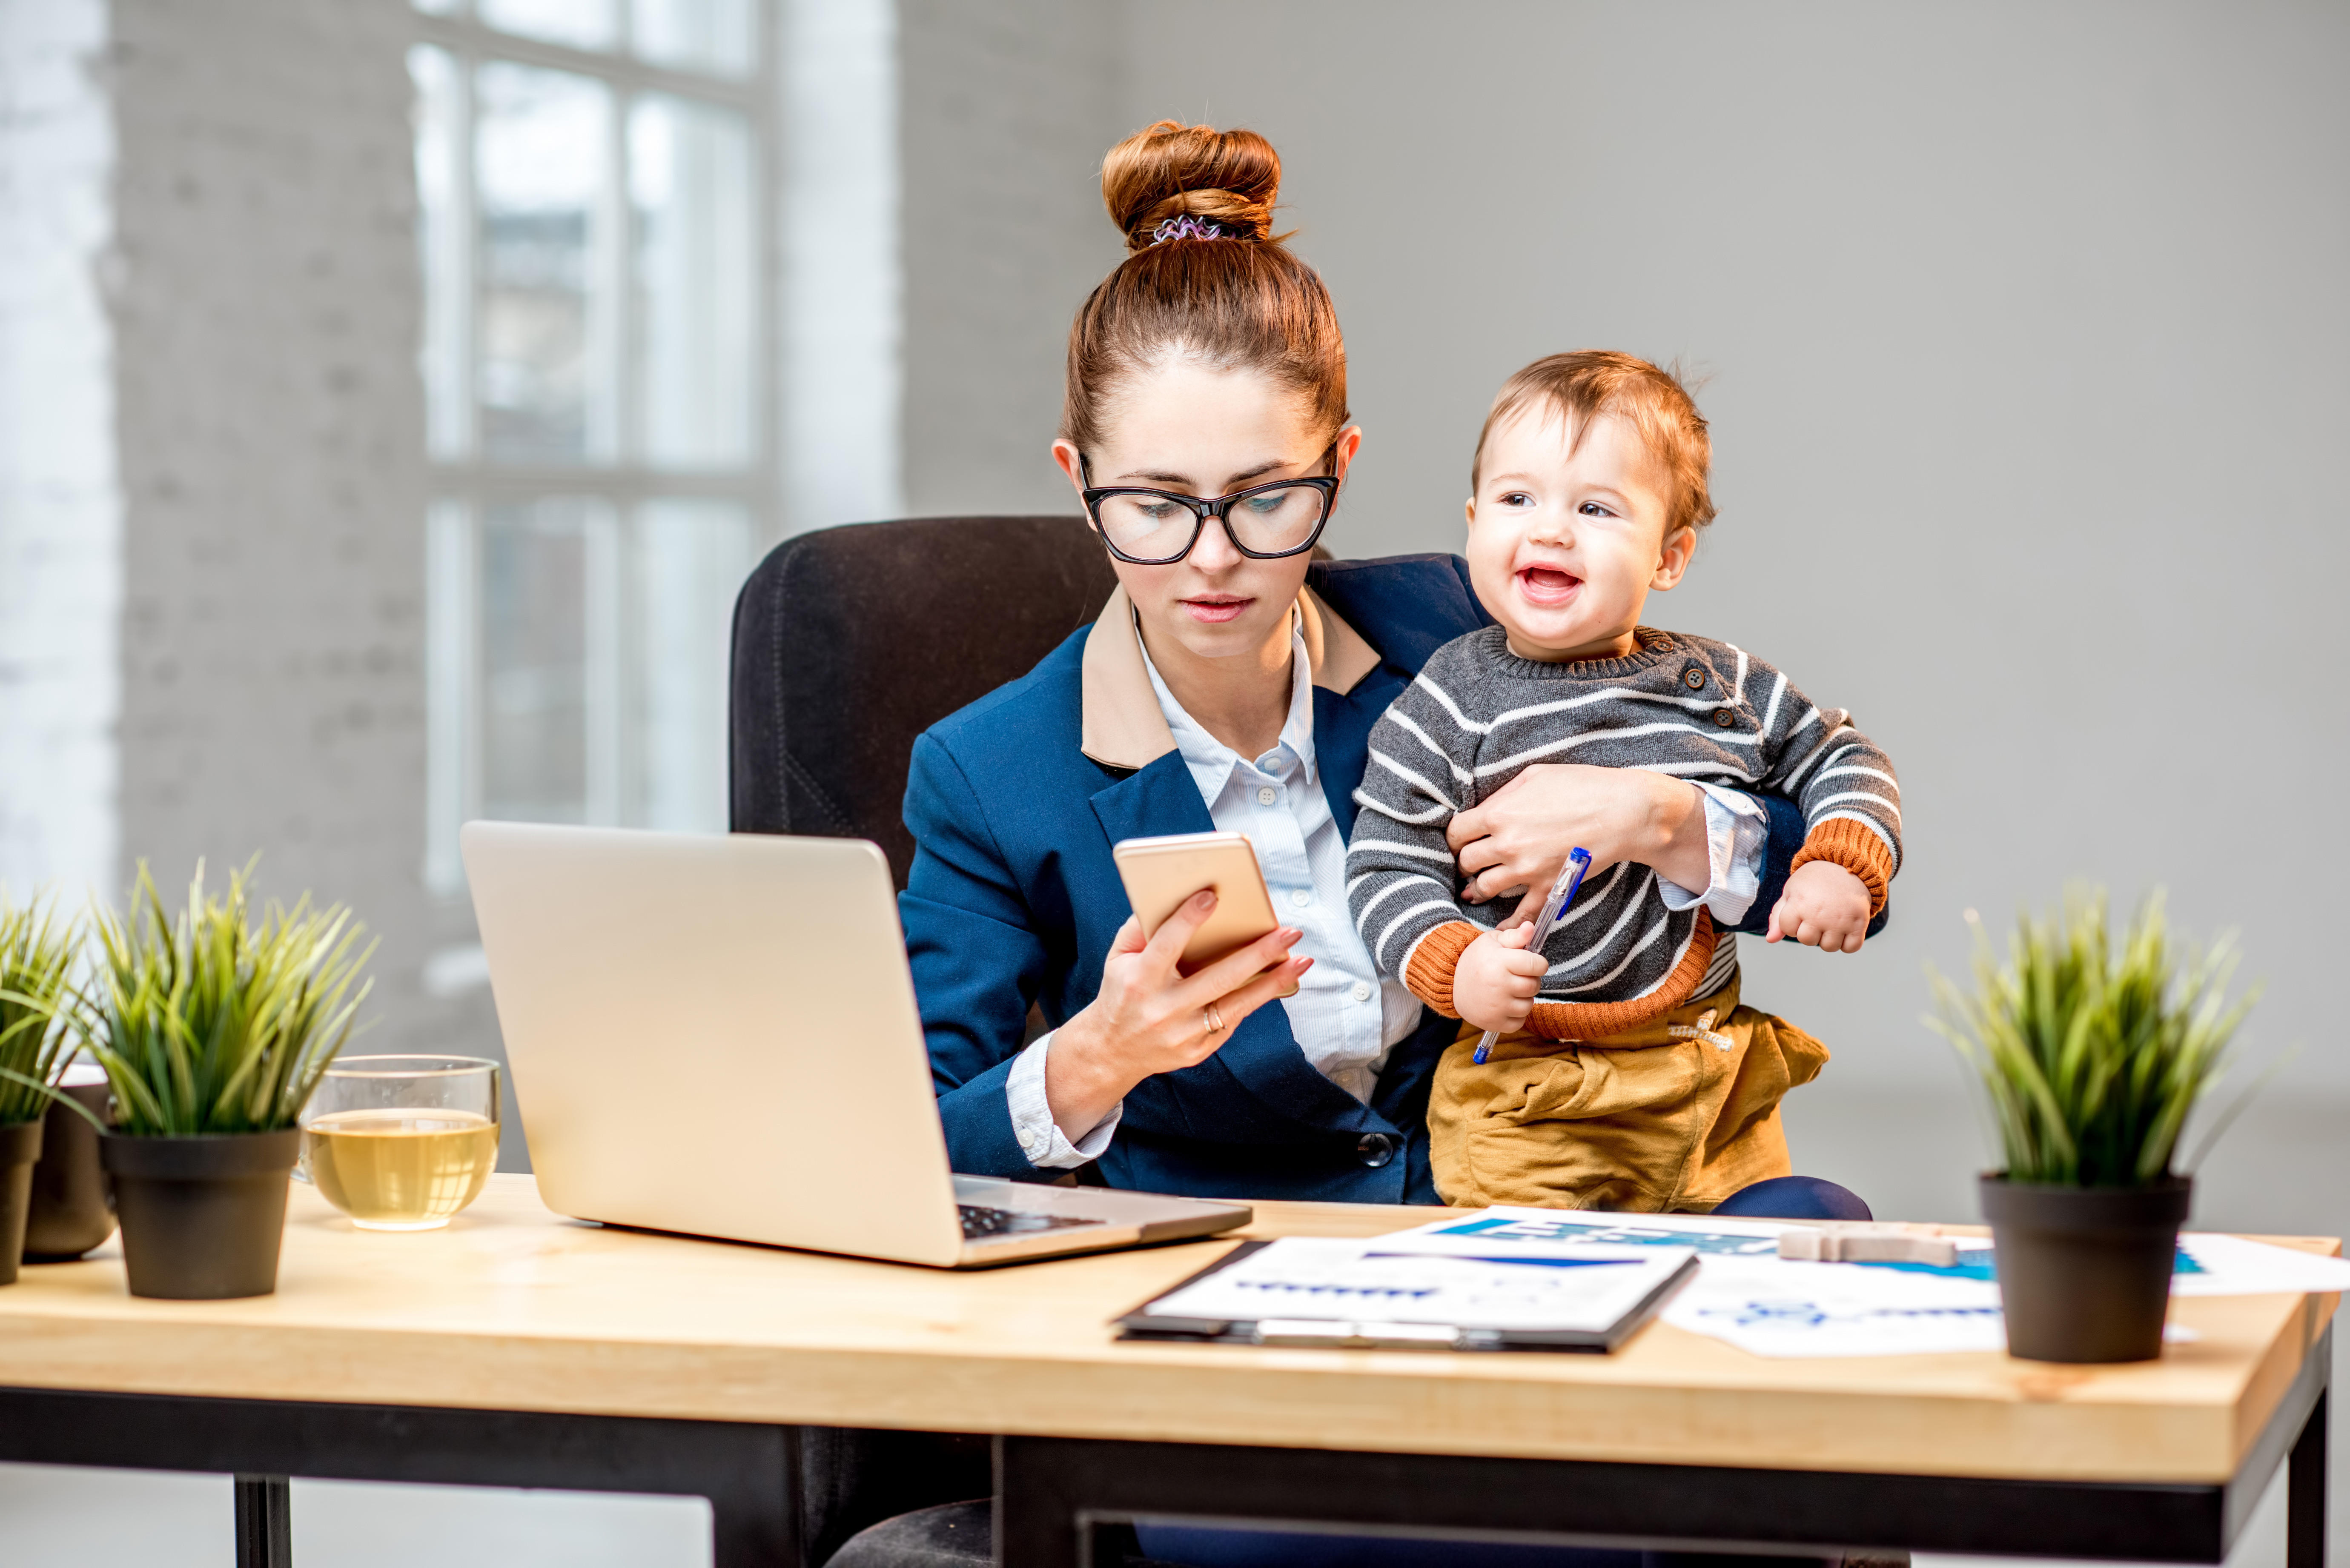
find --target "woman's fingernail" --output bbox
[1192,890,1217,908]
[1281,927,1302,944]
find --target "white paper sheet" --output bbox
[1659,1254,2007,1357]
[2172,1233,2350,1296]
[1355,1208,2344,1359]
[1374,1206,1794,1259]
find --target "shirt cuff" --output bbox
[1656,782,1766,927]
[1004,1030,1122,1170]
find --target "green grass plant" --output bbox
[1929,890,2260,1187]
[0,893,80,1126]
[70,861,376,1136]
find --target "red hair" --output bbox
[1061,121,1347,454]
[1473,351,1717,538]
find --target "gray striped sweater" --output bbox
[1346,625,1902,1039]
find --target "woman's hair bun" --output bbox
[1101,120,1284,252]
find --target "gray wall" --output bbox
[1121,0,2350,1232]
[896,0,1123,518]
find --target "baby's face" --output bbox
[1464,407,1693,662]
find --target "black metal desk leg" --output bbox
[234,1474,292,1568]
[996,1435,1091,1568]
[2289,1388,2327,1568]
[704,1423,804,1568]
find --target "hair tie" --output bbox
[1149,215,1229,246]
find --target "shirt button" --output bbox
[1290,888,1313,908]
[1351,981,1372,1002]
[1682,665,1707,690]
[1256,785,1278,805]
[1356,1132,1397,1168]
[1712,707,1736,728]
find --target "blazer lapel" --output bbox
[1313,682,1378,842]
[1088,751,1216,849]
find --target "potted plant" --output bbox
[1932,891,2259,1363]
[0,894,80,1284]
[69,862,373,1299]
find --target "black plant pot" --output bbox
[0,1118,44,1286]
[24,1080,116,1262]
[1980,1173,2191,1363]
[101,1130,301,1299]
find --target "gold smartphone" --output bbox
[1112,831,1281,976]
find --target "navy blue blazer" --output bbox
[899,554,1821,1205]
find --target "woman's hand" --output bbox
[1448,764,1711,924]
[1044,891,1312,1143]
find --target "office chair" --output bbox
[730,512,1120,890]
[730,515,1119,1566]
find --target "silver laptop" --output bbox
[459,822,1250,1267]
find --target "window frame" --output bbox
[413,3,780,893]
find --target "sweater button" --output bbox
[1356,1132,1397,1167]
[1712,707,1736,728]
[1682,666,1706,690]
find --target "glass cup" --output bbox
[298,1056,501,1231]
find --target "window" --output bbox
[411,0,769,893]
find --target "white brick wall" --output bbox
[0,0,121,901]
[103,0,488,1060]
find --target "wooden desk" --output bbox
[0,1176,2333,1568]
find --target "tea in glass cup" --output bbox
[299,1056,500,1230]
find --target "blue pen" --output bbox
[1470,847,1591,1065]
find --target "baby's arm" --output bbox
[1745,664,1903,955]
[1451,922,1552,1035]
[1346,675,1489,1016]
[1768,860,1872,953]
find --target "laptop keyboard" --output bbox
[958,1204,1108,1240]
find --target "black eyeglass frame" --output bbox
[1078,446,1341,565]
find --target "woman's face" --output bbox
[1055,358,1359,669]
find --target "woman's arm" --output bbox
[1447,767,1874,937]
[1045,897,1308,1137]
[903,732,1315,1170]
[1449,764,1714,921]
[900,734,1058,1176]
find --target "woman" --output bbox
[902,121,1871,1216]
[865,120,1874,1568]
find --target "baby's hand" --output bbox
[1453,923,1552,1035]
[1767,861,1871,954]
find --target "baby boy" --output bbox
[1345,351,1901,1211]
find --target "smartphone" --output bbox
[1112,831,1281,976]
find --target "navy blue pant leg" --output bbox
[1135,1527,1835,1568]
[1710,1175,1871,1221]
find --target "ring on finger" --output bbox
[1202,1003,1224,1036]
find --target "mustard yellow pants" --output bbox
[1427,976,1829,1212]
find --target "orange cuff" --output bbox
[1401,920,1482,1019]
[1790,820,1894,916]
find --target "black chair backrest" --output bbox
[729,515,1121,887]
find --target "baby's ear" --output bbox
[1463,497,1477,532]
[1651,525,1698,588]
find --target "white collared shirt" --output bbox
[1004,626,1766,1168]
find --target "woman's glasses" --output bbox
[1079,447,1339,565]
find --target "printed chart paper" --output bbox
[1359,1207,2346,1358]
[1143,1236,1698,1333]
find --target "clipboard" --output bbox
[1112,1239,1698,1353]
